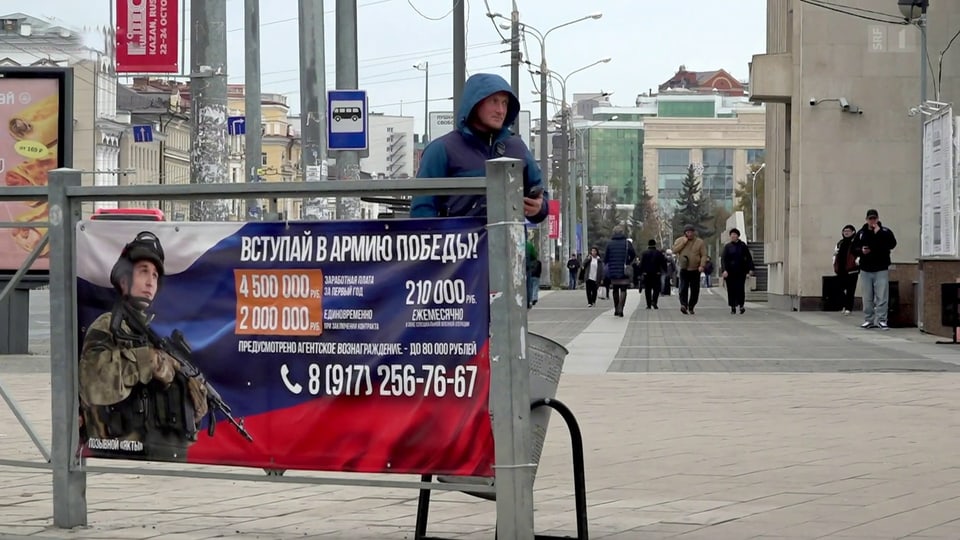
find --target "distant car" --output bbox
[332,107,361,122]
[91,208,165,221]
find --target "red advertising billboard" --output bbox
[0,67,72,272]
[548,199,560,239]
[116,0,180,73]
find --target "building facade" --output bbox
[750,0,960,318]
[117,82,191,219]
[643,106,765,213]
[0,13,128,215]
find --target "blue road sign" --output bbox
[327,89,368,151]
[228,116,246,136]
[133,125,153,143]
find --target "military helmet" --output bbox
[109,231,165,293]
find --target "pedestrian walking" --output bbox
[671,224,708,315]
[638,239,667,309]
[566,253,580,290]
[604,225,637,317]
[720,228,755,314]
[579,247,604,307]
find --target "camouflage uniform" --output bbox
[80,307,208,462]
[79,231,208,462]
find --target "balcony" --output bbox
[748,53,793,104]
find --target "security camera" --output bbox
[809,97,817,106]
[839,98,850,111]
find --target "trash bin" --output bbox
[438,332,569,500]
[821,275,843,311]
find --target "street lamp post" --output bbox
[539,59,611,254]
[573,115,617,251]
[413,62,429,143]
[509,12,601,284]
[750,162,766,243]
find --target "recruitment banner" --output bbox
[116,0,180,73]
[0,67,72,272]
[75,218,494,476]
[548,199,560,239]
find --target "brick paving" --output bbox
[2,289,960,538]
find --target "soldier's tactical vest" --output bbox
[83,309,198,461]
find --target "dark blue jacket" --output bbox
[603,234,636,280]
[411,73,548,222]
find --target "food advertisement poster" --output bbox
[0,67,72,272]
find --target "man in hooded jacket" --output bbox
[411,73,548,222]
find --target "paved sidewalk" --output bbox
[3,290,960,539]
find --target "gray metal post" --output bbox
[423,61,429,143]
[917,8,928,323]
[485,158,535,540]
[335,0,360,219]
[298,0,329,218]
[48,168,86,527]
[537,52,552,287]
[245,0,263,220]
[452,0,465,118]
[509,0,519,111]
[189,0,229,221]
[578,131,589,250]
[560,101,572,255]
[751,173,757,243]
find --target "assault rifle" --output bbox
[120,303,254,442]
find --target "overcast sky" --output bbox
[15,0,766,127]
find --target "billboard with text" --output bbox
[0,67,73,272]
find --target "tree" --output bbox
[672,164,713,238]
[629,180,660,246]
[735,162,765,242]
[585,186,605,250]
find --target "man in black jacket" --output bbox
[852,209,897,330]
[638,239,667,309]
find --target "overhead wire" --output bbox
[797,0,907,25]
[225,0,396,33]
[406,0,461,21]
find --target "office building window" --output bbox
[702,148,734,204]
[261,152,268,166]
[657,148,690,194]
[746,148,765,165]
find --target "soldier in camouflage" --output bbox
[79,231,208,462]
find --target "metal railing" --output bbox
[0,159,539,539]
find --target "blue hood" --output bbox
[457,73,521,137]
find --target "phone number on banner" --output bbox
[280,363,479,399]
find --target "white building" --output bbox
[0,13,128,213]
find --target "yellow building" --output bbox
[226,85,302,220]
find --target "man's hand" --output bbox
[186,376,209,424]
[722,271,729,279]
[861,246,871,255]
[523,195,543,218]
[698,266,704,273]
[152,349,177,385]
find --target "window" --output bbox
[657,148,690,192]
[746,148,765,165]
[261,152,268,166]
[702,148,734,203]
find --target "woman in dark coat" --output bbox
[603,225,637,317]
[833,224,859,315]
[721,228,755,314]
